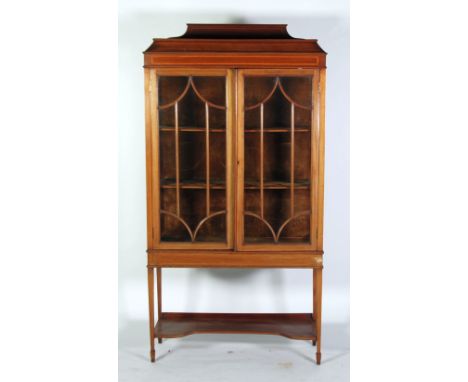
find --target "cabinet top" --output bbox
[143,24,326,69]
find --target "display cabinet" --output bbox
[144,24,327,364]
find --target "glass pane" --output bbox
[244,76,312,244]
[158,75,227,243]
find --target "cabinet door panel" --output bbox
[237,69,319,250]
[151,69,234,249]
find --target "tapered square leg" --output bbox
[156,267,162,344]
[148,266,156,362]
[314,268,322,365]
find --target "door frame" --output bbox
[235,68,322,251]
[146,67,235,250]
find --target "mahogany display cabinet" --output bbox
[143,24,327,364]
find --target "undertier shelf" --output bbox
[155,313,317,340]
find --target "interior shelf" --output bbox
[160,127,310,133]
[244,180,310,189]
[161,179,226,189]
[160,126,225,133]
[155,313,317,340]
[244,128,310,133]
[161,179,310,190]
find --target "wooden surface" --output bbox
[178,24,295,39]
[144,53,325,69]
[148,66,324,252]
[236,69,319,251]
[148,250,323,268]
[144,24,326,68]
[155,313,317,340]
[144,25,327,365]
[149,68,234,250]
[156,268,162,344]
[313,268,323,364]
[145,44,325,254]
[147,267,155,362]
[317,69,327,249]
[144,24,326,51]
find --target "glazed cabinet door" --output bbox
[146,68,234,249]
[236,69,322,251]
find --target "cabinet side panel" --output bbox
[310,70,320,250]
[145,69,154,248]
[317,69,326,250]
[146,69,161,248]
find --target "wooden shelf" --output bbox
[244,180,310,189]
[155,313,317,340]
[244,128,310,133]
[160,126,225,133]
[160,127,309,133]
[161,179,226,189]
